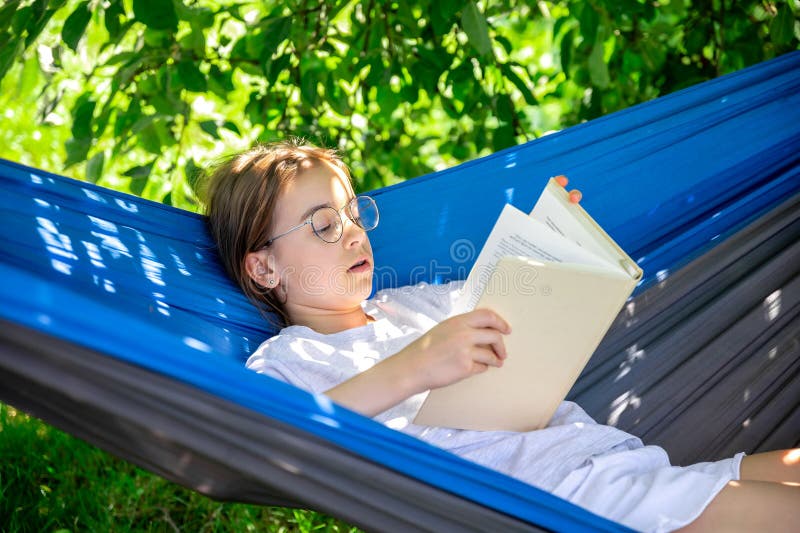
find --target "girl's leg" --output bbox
[739,448,800,483]
[678,480,800,533]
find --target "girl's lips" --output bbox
[348,259,371,273]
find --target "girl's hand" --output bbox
[325,308,511,417]
[554,175,582,203]
[397,308,512,392]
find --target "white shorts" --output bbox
[552,445,746,533]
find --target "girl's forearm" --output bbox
[324,349,422,417]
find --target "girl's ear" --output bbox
[245,251,279,288]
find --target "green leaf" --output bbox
[770,5,794,45]
[266,53,290,85]
[300,71,318,106]
[640,38,666,72]
[129,174,148,196]
[461,1,492,56]
[23,2,57,48]
[104,0,125,39]
[105,51,137,66]
[375,84,401,120]
[18,51,39,95]
[176,59,206,92]
[62,1,91,52]
[199,120,219,139]
[222,121,240,135]
[111,55,144,91]
[495,35,513,55]
[85,152,105,183]
[65,138,90,167]
[552,17,569,41]
[123,162,154,179]
[578,5,600,47]
[500,63,536,105]
[0,36,22,83]
[174,2,214,28]
[154,118,177,147]
[261,16,291,57]
[325,77,350,115]
[245,92,264,124]
[560,28,574,75]
[493,123,515,151]
[621,49,643,74]
[132,0,177,31]
[0,1,21,34]
[178,22,205,55]
[138,123,162,154]
[431,0,459,36]
[143,27,170,47]
[71,93,96,140]
[411,58,439,95]
[11,5,31,35]
[496,93,514,125]
[588,34,610,88]
[417,44,451,72]
[364,57,386,86]
[114,99,142,137]
[684,25,708,55]
[94,101,114,138]
[184,158,200,192]
[207,64,234,96]
[393,3,417,35]
[148,92,177,115]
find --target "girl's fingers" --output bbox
[473,362,490,374]
[474,346,504,368]
[467,308,511,334]
[554,175,581,203]
[472,330,508,358]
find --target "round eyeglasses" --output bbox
[262,196,379,248]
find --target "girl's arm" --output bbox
[325,308,511,417]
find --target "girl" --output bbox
[204,139,799,533]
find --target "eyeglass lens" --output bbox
[310,196,379,243]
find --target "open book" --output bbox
[413,178,643,432]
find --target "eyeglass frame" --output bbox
[261,195,378,248]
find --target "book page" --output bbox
[529,179,621,267]
[452,203,612,314]
[530,179,641,279]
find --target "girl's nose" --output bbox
[342,215,365,247]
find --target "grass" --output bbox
[0,403,362,532]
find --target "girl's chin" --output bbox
[331,273,373,297]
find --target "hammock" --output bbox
[1,51,799,532]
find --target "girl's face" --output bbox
[248,159,374,322]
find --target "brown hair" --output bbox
[202,138,353,330]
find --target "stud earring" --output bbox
[268,279,275,285]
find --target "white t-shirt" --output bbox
[246,280,743,533]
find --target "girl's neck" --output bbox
[288,307,376,335]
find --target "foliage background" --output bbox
[1,0,798,530]
[2,0,798,204]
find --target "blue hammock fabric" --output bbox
[1,51,799,531]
